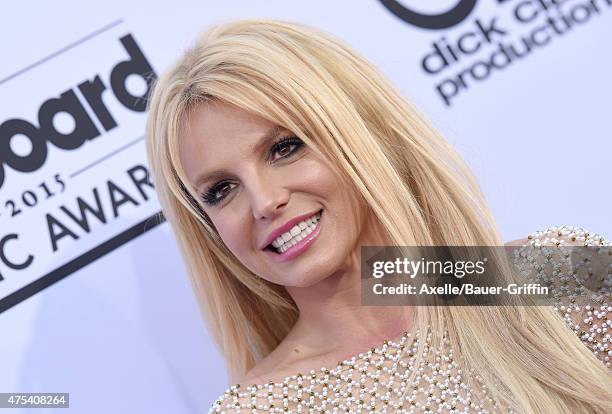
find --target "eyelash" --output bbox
[201,136,305,206]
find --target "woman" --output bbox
[145,19,611,413]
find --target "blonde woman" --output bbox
[145,19,611,413]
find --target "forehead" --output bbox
[179,101,276,185]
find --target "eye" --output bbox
[201,181,237,206]
[201,135,305,207]
[270,136,304,162]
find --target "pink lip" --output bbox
[264,212,323,262]
[260,209,322,250]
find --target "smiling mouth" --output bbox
[265,209,323,254]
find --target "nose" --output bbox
[246,169,290,220]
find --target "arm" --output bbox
[507,225,611,369]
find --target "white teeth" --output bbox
[271,211,322,252]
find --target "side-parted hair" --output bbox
[145,19,611,413]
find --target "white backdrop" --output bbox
[0,0,610,412]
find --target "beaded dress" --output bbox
[208,226,611,413]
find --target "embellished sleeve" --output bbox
[510,225,611,369]
[208,385,245,413]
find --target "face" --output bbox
[179,101,370,287]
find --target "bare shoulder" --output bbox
[208,340,334,412]
[238,355,281,387]
[236,337,306,386]
[238,335,353,389]
[505,237,529,246]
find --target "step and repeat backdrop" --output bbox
[0,0,610,412]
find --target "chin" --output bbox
[273,271,327,289]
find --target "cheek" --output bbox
[297,156,343,195]
[212,215,249,257]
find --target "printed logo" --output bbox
[379,0,612,106]
[0,34,154,189]
[0,21,163,314]
[378,0,478,29]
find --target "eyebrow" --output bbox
[193,125,285,189]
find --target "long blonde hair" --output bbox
[145,18,611,413]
